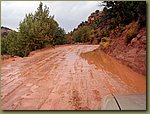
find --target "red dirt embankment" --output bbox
[102,22,146,76]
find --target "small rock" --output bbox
[26,83,33,87]
[137,34,141,39]
[131,37,138,45]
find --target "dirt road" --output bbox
[1,45,146,110]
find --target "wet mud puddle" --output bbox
[80,49,146,94]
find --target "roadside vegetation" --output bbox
[67,1,146,47]
[1,2,66,57]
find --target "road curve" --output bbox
[1,45,146,110]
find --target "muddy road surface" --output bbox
[1,45,146,110]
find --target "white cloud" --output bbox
[1,1,104,32]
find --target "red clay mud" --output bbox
[1,45,146,110]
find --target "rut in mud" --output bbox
[1,45,146,110]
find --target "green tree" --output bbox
[1,36,8,55]
[19,2,58,51]
[72,26,94,43]
[54,27,66,45]
[102,1,146,27]
[1,2,66,57]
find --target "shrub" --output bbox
[125,29,137,45]
[1,37,8,55]
[101,37,108,42]
[108,18,118,29]
[128,21,136,27]
[118,24,125,32]
[100,37,110,49]
[100,28,109,37]
[100,42,109,49]
[1,31,18,56]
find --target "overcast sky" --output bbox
[1,1,104,33]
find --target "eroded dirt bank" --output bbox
[1,45,146,110]
[102,23,146,76]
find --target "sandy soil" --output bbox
[1,45,146,110]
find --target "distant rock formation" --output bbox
[88,10,104,24]
[1,26,12,37]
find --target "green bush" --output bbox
[1,31,27,57]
